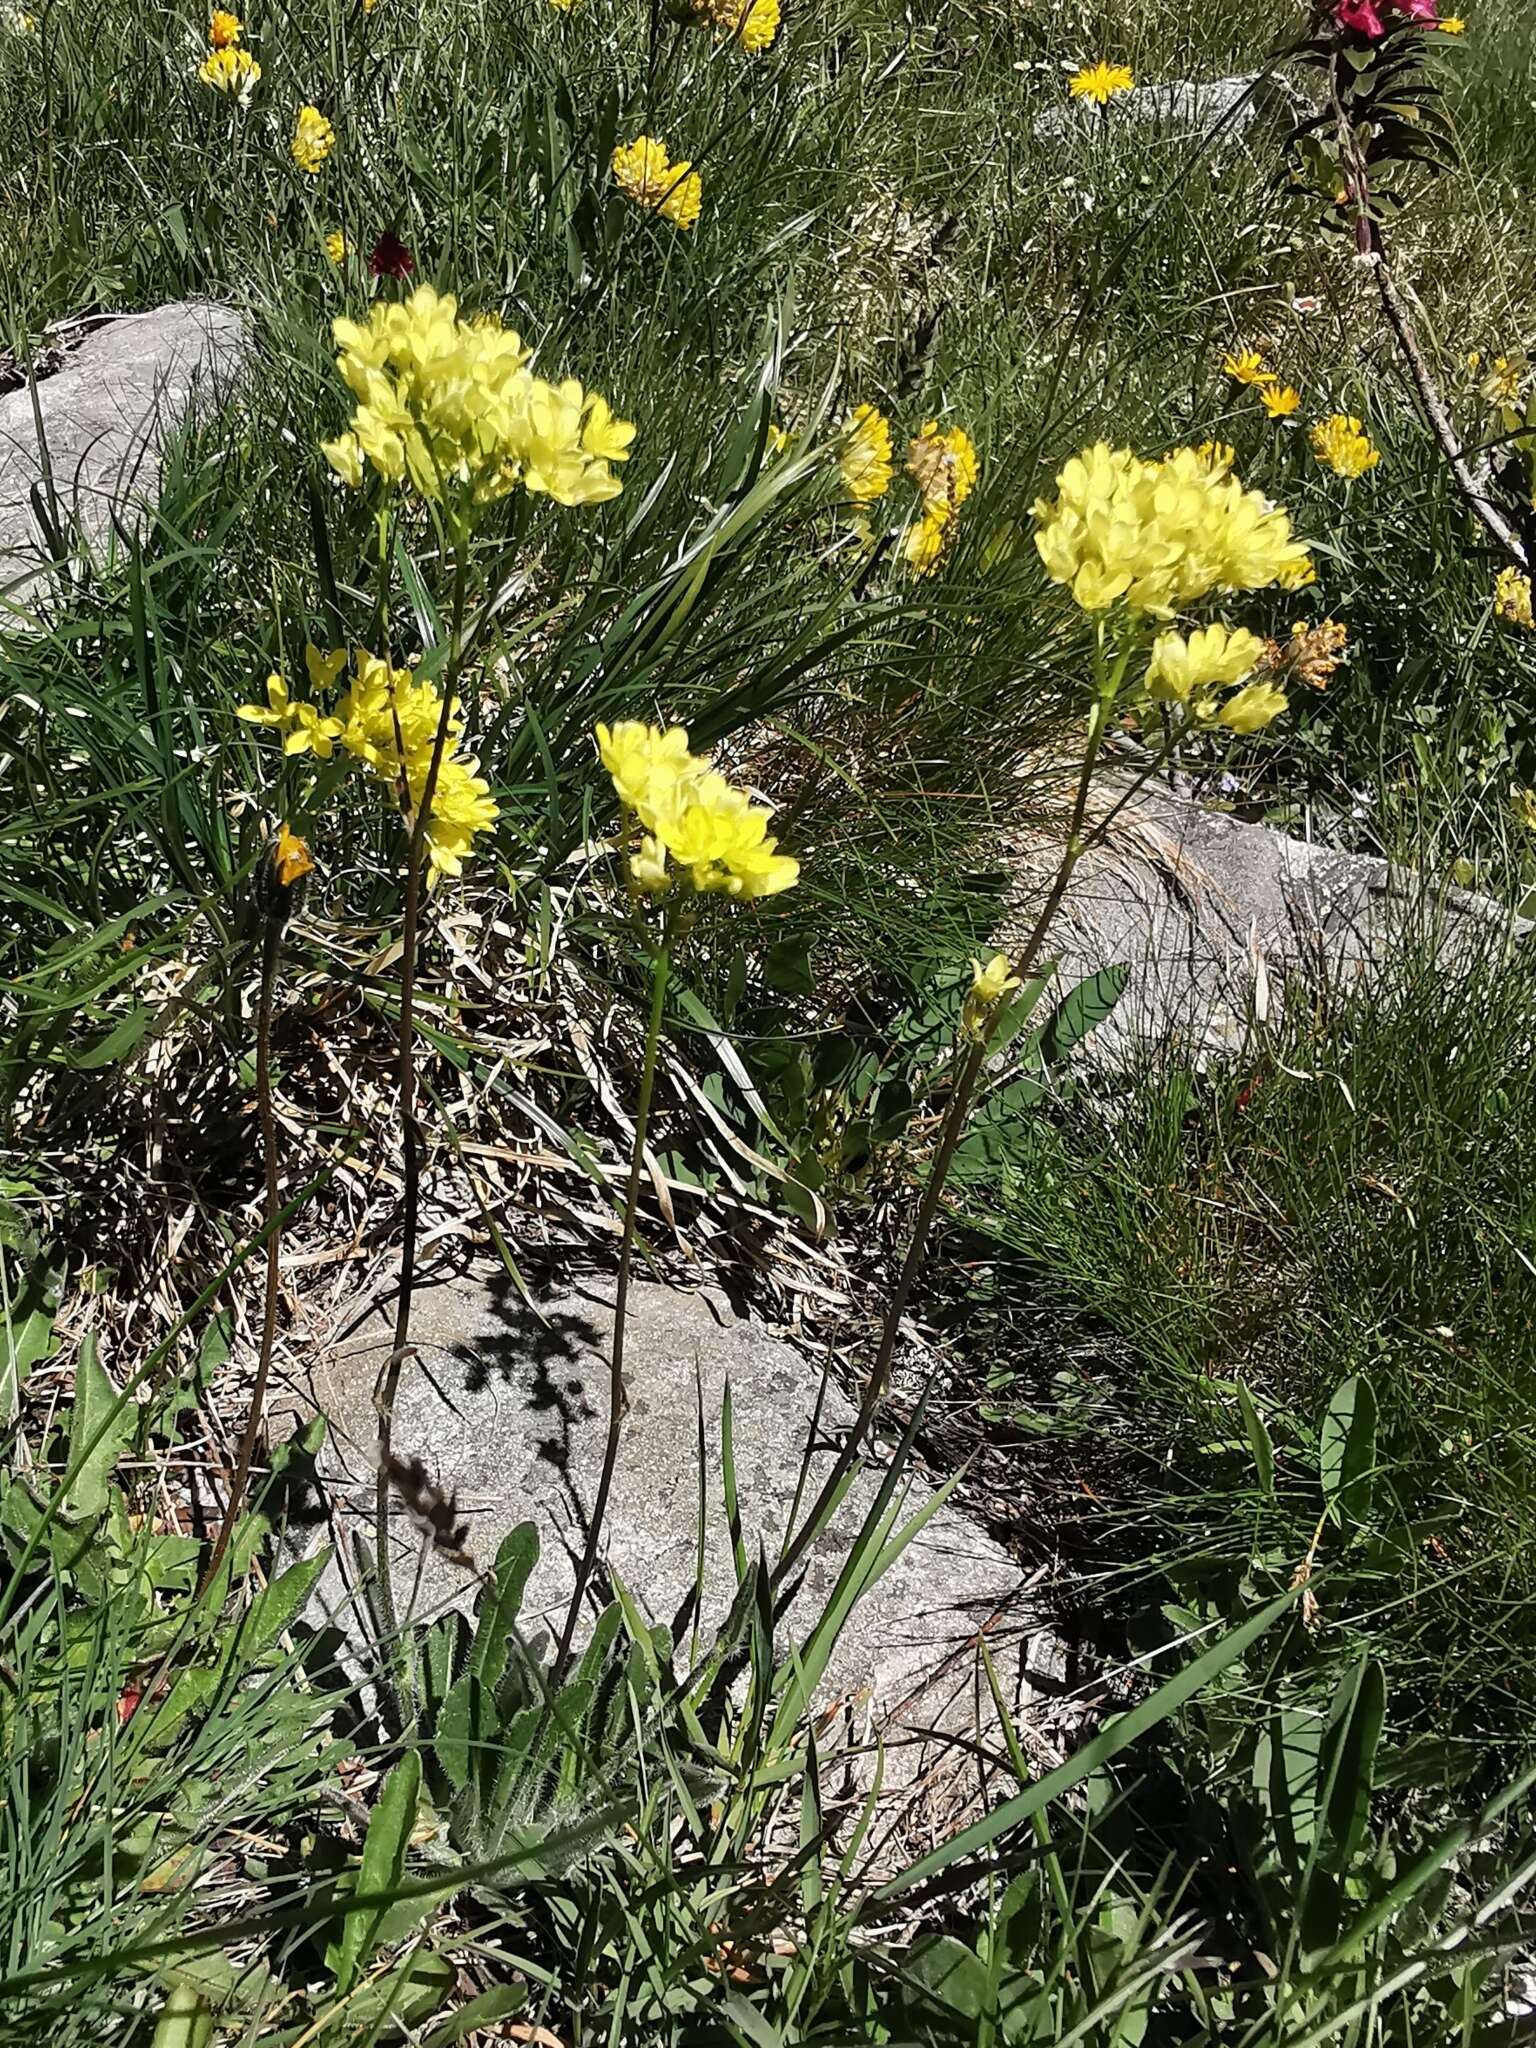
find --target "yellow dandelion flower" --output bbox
[1260,384,1302,419]
[1308,413,1379,478]
[291,105,335,174]
[1068,60,1135,104]
[839,403,893,504]
[208,8,242,45]
[197,44,260,101]
[611,136,703,229]
[1223,348,1275,388]
[1438,15,1464,29]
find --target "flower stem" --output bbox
[196,904,284,1603]
[550,929,671,1683]
[372,537,472,1676]
[773,646,1125,1593]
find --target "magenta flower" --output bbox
[1334,0,1385,33]
[368,229,414,280]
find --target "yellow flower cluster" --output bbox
[239,646,500,883]
[208,9,242,46]
[1145,623,1286,732]
[198,43,260,100]
[611,137,703,230]
[1309,413,1380,478]
[595,722,799,899]
[324,229,348,263]
[962,953,1022,1040]
[1495,566,1534,630]
[838,404,894,504]
[320,285,634,510]
[1069,61,1134,104]
[291,105,335,175]
[903,419,980,576]
[1032,442,1314,616]
[687,0,780,49]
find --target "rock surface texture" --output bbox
[1034,71,1306,145]
[1000,781,1526,1066]
[0,302,249,607]
[299,1273,1055,1779]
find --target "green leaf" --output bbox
[1,1252,64,1424]
[61,1334,134,1523]
[1037,965,1127,1067]
[763,937,815,995]
[333,1750,423,1990]
[1321,1657,1387,1870]
[1320,1373,1377,1525]
[904,1934,989,2019]
[1236,1381,1275,1495]
[470,1522,539,1696]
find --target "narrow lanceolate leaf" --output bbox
[1319,1373,1377,1526]
[61,1335,135,1524]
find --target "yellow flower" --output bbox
[208,8,242,45]
[765,421,793,456]
[549,0,578,9]
[324,229,348,264]
[595,721,798,899]
[305,642,350,691]
[904,507,951,576]
[961,953,1022,1040]
[906,419,979,515]
[1032,442,1313,617]
[1214,680,1289,733]
[3,7,37,28]
[1068,60,1135,104]
[321,285,632,509]
[237,672,344,758]
[362,0,380,11]
[1438,15,1464,29]
[1145,623,1268,704]
[1494,565,1534,630]
[197,45,260,101]
[1308,413,1379,478]
[1223,348,1275,388]
[273,824,314,887]
[1480,353,1525,405]
[1260,384,1301,420]
[409,751,500,883]
[291,105,335,175]
[839,404,893,504]
[696,0,780,48]
[1196,440,1236,474]
[1273,617,1349,688]
[611,136,703,230]
[1511,786,1536,830]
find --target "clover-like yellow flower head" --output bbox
[208,9,242,46]
[1308,413,1380,479]
[611,137,703,229]
[839,404,893,504]
[197,45,260,101]
[292,105,336,175]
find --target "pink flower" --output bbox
[1334,0,1385,32]
[1395,0,1439,20]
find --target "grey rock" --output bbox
[296,1273,1045,1772]
[1035,72,1307,147]
[1001,781,1527,1067]
[0,302,249,611]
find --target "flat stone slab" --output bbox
[299,1274,1047,1768]
[0,301,249,609]
[1034,72,1303,146]
[1003,782,1527,1066]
